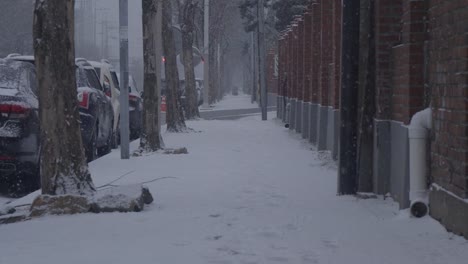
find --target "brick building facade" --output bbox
[272,0,468,238]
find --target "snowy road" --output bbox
[1,116,467,264]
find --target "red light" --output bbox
[0,103,30,118]
[78,92,90,109]
[129,94,138,102]
[10,104,29,114]
[162,57,166,63]
[0,104,10,113]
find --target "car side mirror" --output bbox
[103,82,111,96]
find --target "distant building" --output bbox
[0,0,33,57]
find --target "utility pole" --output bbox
[258,0,267,120]
[156,0,163,142]
[250,30,257,104]
[252,28,260,103]
[202,0,210,109]
[119,0,130,159]
[338,0,360,194]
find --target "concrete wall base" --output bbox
[277,96,283,119]
[326,107,338,157]
[329,108,339,160]
[267,93,277,108]
[372,119,410,209]
[302,103,310,139]
[390,121,410,209]
[296,100,303,134]
[309,104,319,144]
[316,105,329,151]
[282,97,289,123]
[290,99,296,130]
[430,186,468,240]
[373,120,391,195]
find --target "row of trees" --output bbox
[238,0,308,101]
[33,0,210,197]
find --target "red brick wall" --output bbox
[278,37,286,97]
[310,2,321,104]
[303,11,312,103]
[319,0,333,106]
[297,18,305,101]
[266,49,278,94]
[287,30,293,99]
[331,0,342,109]
[292,23,299,99]
[375,0,403,119]
[429,0,468,198]
[391,0,427,124]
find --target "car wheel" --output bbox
[98,125,112,156]
[6,172,32,198]
[86,126,98,162]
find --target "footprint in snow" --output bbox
[210,213,222,218]
[207,235,223,241]
[267,256,290,262]
[257,231,280,239]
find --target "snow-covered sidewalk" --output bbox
[1,116,467,264]
[203,93,257,111]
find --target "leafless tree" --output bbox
[163,0,187,132]
[33,0,95,195]
[140,0,164,151]
[179,0,200,119]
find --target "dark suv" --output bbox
[0,56,114,195]
[75,59,114,161]
[0,59,40,195]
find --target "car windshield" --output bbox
[111,71,120,91]
[0,65,21,89]
[85,69,102,91]
[76,68,102,91]
[0,63,31,95]
[76,68,89,87]
[94,67,101,78]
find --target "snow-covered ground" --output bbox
[203,92,258,111]
[1,116,467,264]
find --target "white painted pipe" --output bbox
[408,108,432,217]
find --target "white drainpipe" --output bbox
[408,108,432,217]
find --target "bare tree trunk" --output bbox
[356,0,376,192]
[208,38,218,104]
[33,0,94,195]
[140,0,163,152]
[181,0,199,119]
[163,0,187,132]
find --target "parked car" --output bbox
[75,58,114,160]
[0,59,40,195]
[7,55,114,162]
[163,79,204,113]
[117,74,143,140]
[89,60,120,147]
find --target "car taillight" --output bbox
[77,92,90,109]
[129,94,138,103]
[0,103,30,119]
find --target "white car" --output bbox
[89,60,121,147]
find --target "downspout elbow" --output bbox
[408,108,432,218]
